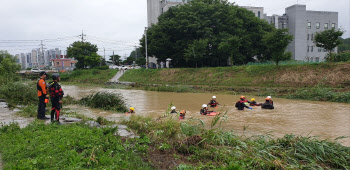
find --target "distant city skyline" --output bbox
[0,0,349,57]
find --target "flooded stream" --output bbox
[63,85,350,146]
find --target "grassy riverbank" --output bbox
[60,69,118,84]
[120,62,350,88]
[119,62,350,103]
[1,115,349,169]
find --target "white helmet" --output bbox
[212,96,216,99]
[267,96,272,99]
[202,104,207,108]
[171,106,176,110]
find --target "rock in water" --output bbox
[85,121,101,128]
[64,117,82,123]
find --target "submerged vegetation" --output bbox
[80,92,128,112]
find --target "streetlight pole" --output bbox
[145,27,148,70]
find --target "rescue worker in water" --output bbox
[262,97,274,110]
[249,98,262,106]
[208,96,220,108]
[179,110,186,120]
[235,96,253,110]
[200,104,215,115]
[49,73,64,123]
[170,106,177,114]
[126,107,135,114]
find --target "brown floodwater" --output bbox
[63,85,350,146]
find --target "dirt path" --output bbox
[109,70,125,83]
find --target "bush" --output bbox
[94,65,109,70]
[80,92,128,112]
[0,82,37,107]
[119,115,350,169]
[335,51,350,62]
[17,105,37,117]
[287,87,350,103]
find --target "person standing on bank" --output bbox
[49,74,64,123]
[37,71,49,119]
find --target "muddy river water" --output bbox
[64,85,350,146]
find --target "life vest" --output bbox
[209,100,217,106]
[49,81,63,99]
[37,78,46,97]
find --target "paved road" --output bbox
[109,70,125,82]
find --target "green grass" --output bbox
[287,86,350,103]
[80,92,128,112]
[119,62,350,88]
[119,115,350,169]
[0,114,349,169]
[60,69,118,84]
[17,105,37,117]
[0,121,153,169]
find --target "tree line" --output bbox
[139,0,293,67]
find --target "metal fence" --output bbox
[246,60,322,66]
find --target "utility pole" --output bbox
[104,47,106,61]
[145,27,148,70]
[135,44,138,60]
[113,50,115,65]
[40,40,46,68]
[80,30,86,42]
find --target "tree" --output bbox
[184,39,208,68]
[136,57,146,66]
[140,0,274,67]
[129,48,144,59]
[338,37,350,53]
[314,29,344,62]
[123,56,135,65]
[0,50,17,63]
[262,29,293,65]
[0,51,21,84]
[109,55,121,65]
[66,41,100,69]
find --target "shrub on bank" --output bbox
[0,82,37,107]
[287,87,350,103]
[120,115,350,169]
[80,92,128,112]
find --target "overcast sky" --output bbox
[0,0,349,58]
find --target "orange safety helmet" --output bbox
[240,96,245,99]
[180,110,186,115]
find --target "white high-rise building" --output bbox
[31,49,38,68]
[20,53,27,69]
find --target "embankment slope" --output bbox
[119,62,350,88]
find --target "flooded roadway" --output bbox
[63,85,350,146]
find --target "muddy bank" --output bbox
[0,102,33,128]
[63,85,350,146]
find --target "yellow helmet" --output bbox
[130,107,135,111]
[251,98,255,101]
